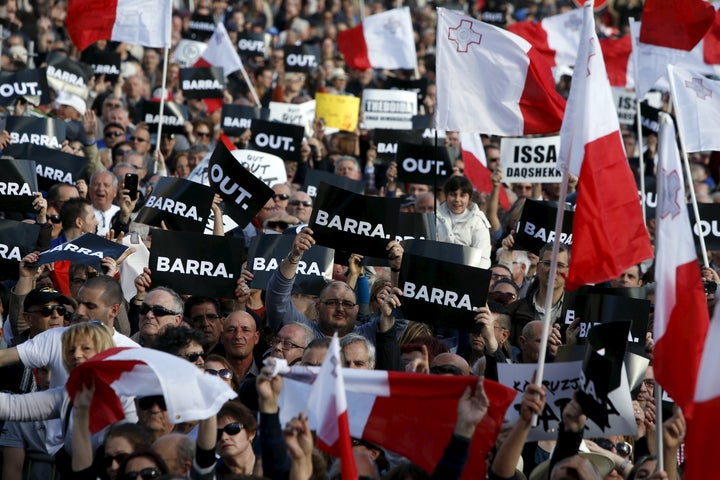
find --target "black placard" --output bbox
[396,212,436,241]
[398,250,491,332]
[395,142,452,185]
[5,143,89,191]
[35,233,129,272]
[45,52,94,98]
[208,141,274,227]
[141,101,186,134]
[249,119,304,163]
[0,219,41,280]
[283,44,320,72]
[237,33,266,57]
[303,169,365,200]
[135,177,214,232]
[637,101,661,135]
[221,104,270,136]
[0,159,38,212]
[188,13,216,41]
[80,51,122,84]
[372,129,423,163]
[149,230,246,297]
[309,182,401,258]
[690,202,720,250]
[248,233,334,295]
[385,76,428,105]
[513,200,574,255]
[0,69,48,107]
[180,67,225,99]
[6,116,66,149]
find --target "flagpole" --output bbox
[156,46,170,162]
[667,65,710,268]
[238,62,262,108]
[655,384,664,472]
[635,98,646,224]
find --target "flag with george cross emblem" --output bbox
[668,64,720,153]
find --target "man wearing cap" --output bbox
[327,67,351,96]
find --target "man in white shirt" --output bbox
[89,170,121,235]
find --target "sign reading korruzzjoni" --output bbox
[135,177,215,233]
[6,116,66,149]
[283,44,320,72]
[303,169,365,200]
[35,233,129,272]
[0,159,38,213]
[230,149,287,187]
[500,136,562,183]
[0,69,48,107]
[149,230,246,297]
[5,143,89,191]
[0,219,41,277]
[45,52,94,99]
[221,104,270,136]
[180,67,225,99]
[310,183,402,258]
[141,101,186,134]
[361,89,417,130]
[249,233,334,295]
[208,142,274,227]
[249,119,304,163]
[513,199,573,255]
[396,142,453,185]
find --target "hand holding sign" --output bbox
[562,397,587,433]
[290,227,316,262]
[386,240,403,271]
[377,283,402,332]
[519,384,547,425]
[134,267,153,301]
[32,193,47,224]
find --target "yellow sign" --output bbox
[315,93,360,132]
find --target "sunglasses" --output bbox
[130,136,149,143]
[103,452,129,468]
[206,368,233,379]
[105,131,125,138]
[183,352,207,362]
[289,200,312,207]
[121,467,161,480]
[266,221,294,230]
[48,214,62,224]
[273,193,290,201]
[196,131,211,138]
[192,313,222,323]
[28,304,67,317]
[488,291,517,304]
[217,422,244,441]
[137,395,166,411]
[139,304,179,317]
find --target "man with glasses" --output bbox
[129,124,153,165]
[100,122,127,150]
[131,285,184,348]
[285,191,313,224]
[46,183,79,241]
[184,296,226,354]
[271,183,292,212]
[270,322,314,365]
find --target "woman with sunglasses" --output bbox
[116,450,169,480]
[215,401,258,477]
[205,354,237,391]
[152,326,207,369]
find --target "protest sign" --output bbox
[372,129,423,163]
[284,44,320,72]
[141,101,186,134]
[149,230,245,297]
[690,203,720,251]
[269,100,316,136]
[0,159,37,212]
[513,200,573,255]
[135,177,214,232]
[6,116,66,149]
[237,33,266,57]
[230,149,286,187]
[180,67,225,99]
[80,50,122,83]
[361,89,417,130]
[396,142,453,185]
[0,69,48,107]
[612,88,636,126]
[46,53,94,99]
[221,104,270,136]
[0,219,40,279]
[5,143,88,191]
[188,13,216,41]
[315,93,360,132]
[250,119,304,163]
[500,136,562,183]
[36,233,129,272]
[303,169,365,200]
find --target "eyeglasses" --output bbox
[103,452,129,468]
[289,200,312,207]
[48,214,62,224]
[105,131,125,138]
[183,352,207,362]
[206,368,234,379]
[192,313,222,323]
[642,379,656,389]
[217,422,244,441]
[267,221,295,230]
[137,395,166,410]
[273,193,290,201]
[539,260,569,270]
[139,304,179,317]
[196,131,211,138]
[321,299,357,309]
[490,273,511,281]
[121,467,161,480]
[488,291,517,304]
[273,337,305,350]
[130,136,149,143]
[28,304,67,317]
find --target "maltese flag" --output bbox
[66,347,237,434]
[193,22,243,114]
[459,132,511,211]
[668,64,720,153]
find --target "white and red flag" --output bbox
[653,112,709,418]
[459,132,511,210]
[66,0,172,51]
[280,365,516,479]
[66,347,237,434]
[193,22,243,114]
[557,1,652,291]
[306,334,357,480]
[435,8,565,136]
[668,64,720,153]
[337,8,417,71]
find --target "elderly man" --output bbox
[131,280,184,347]
[270,322,314,365]
[89,170,120,235]
[286,191,313,224]
[334,156,362,180]
[221,310,260,381]
[272,183,292,212]
[340,333,375,369]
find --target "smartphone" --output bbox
[124,173,139,199]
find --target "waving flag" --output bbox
[435,8,565,135]
[66,0,172,51]
[66,347,237,433]
[459,132,511,210]
[558,1,652,290]
[668,64,720,153]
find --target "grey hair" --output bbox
[90,169,118,188]
[334,155,360,174]
[340,333,375,369]
[283,322,315,348]
[147,286,184,315]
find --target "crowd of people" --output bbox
[0,0,711,478]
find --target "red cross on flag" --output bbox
[435,8,565,135]
[668,64,720,153]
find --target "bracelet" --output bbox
[286,253,301,264]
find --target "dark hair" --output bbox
[47,183,76,206]
[305,337,331,351]
[493,278,520,294]
[117,450,169,477]
[60,197,91,231]
[217,400,258,435]
[539,241,571,261]
[442,175,473,197]
[183,296,224,319]
[151,326,205,357]
[112,141,133,160]
[400,335,449,364]
[105,423,153,452]
[383,461,430,480]
[82,275,124,307]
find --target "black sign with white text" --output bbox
[690,203,720,251]
[150,230,245,297]
[248,233,334,295]
[208,141,274,227]
[237,33,266,56]
[310,183,401,258]
[396,142,453,185]
[221,104,270,136]
[249,119,304,163]
[141,101,186,134]
[514,200,574,255]
[135,177,215,232]
[0,219,41,279]
[188,13,216,41]
[396,212,436,241]
[0,69,48,107]
[180,67,225,99]
[284,44,320,72]
[80,51,122,84]
[372,129,423,163]
[35,233,129,272]
[5,143,89,191]
[303,169,365,200]
[0,159,38,212]
[46,52,94,99]
[6,116,66,150]
[385,76,428,105]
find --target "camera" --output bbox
[704,280,717,295]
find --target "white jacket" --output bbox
[435,201,492,268]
